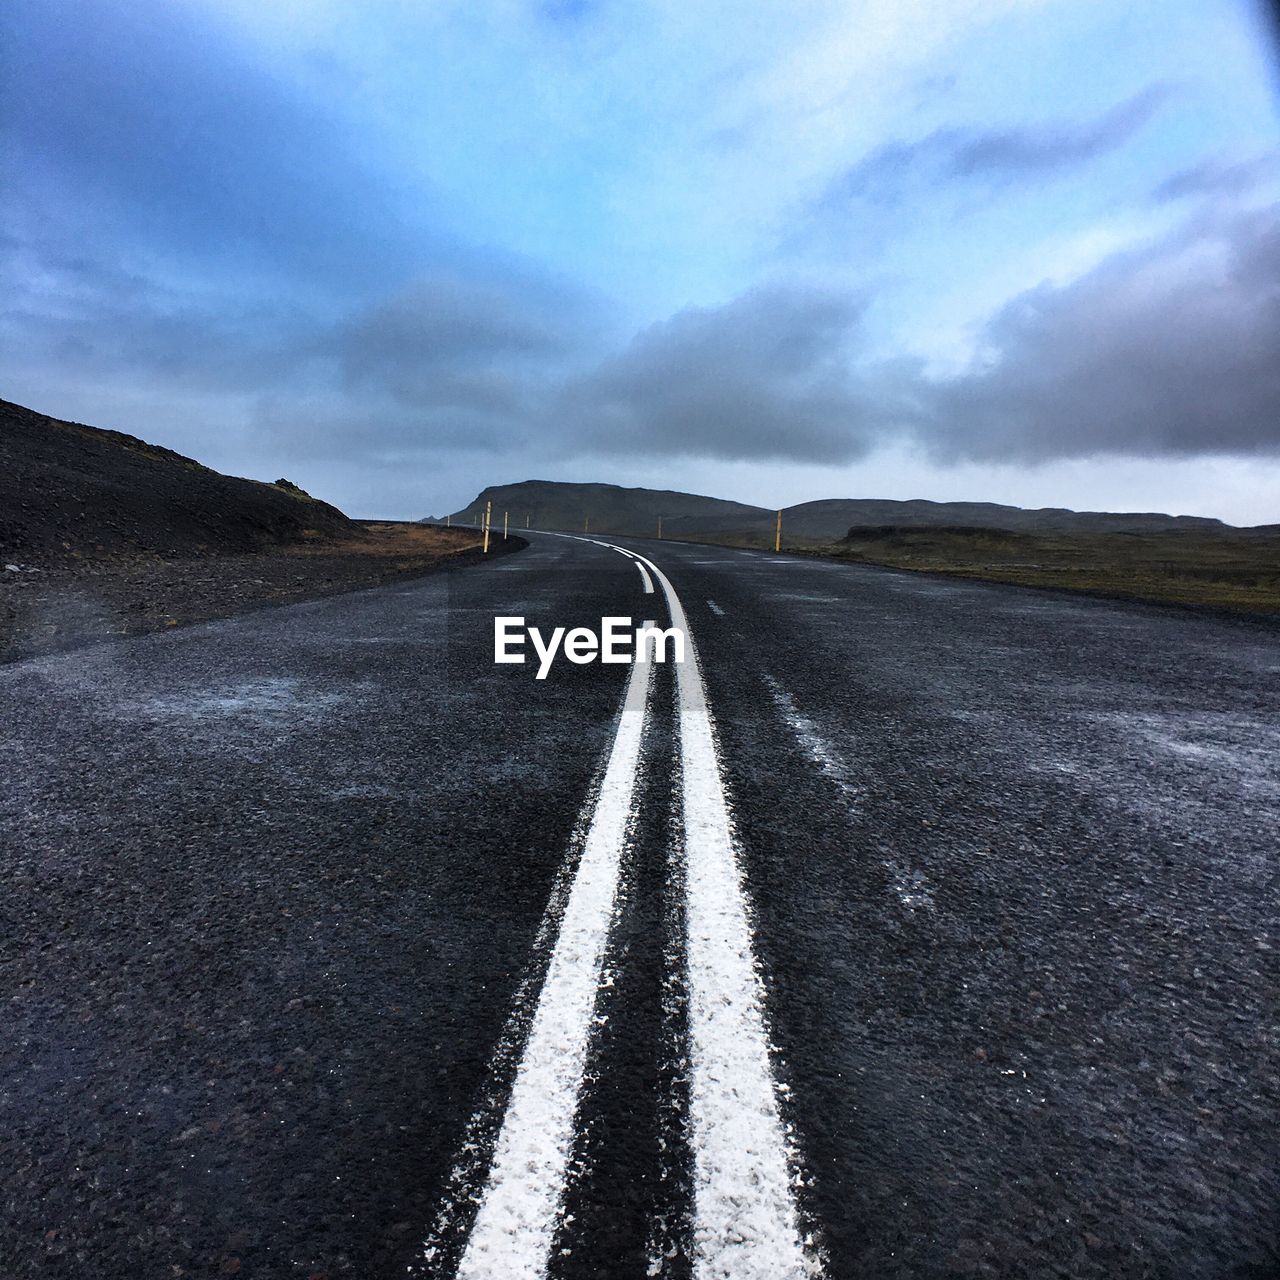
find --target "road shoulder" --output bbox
[0,522,526,662]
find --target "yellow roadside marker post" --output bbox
[775,509,782,553]
[484,500,492,553]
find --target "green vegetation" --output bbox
[817,525,1280,615]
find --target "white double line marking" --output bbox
[630,547,815,1280]
[452,537,815,1279]
[455,622,653,1280]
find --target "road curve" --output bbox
[1,532,1276,1279]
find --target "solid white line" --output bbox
[590,539,653,594]
[625,548,816,1280]
[455,634,653,1280]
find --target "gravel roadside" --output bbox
[0,522,523,663]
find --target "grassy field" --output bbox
[806,525,1280,615]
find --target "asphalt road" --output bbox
[1,532,1276,1280]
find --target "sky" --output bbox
[3,0,1280,523]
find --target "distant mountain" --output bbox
[441,480,766,538]
[784,498,1227,537]
[1,398,352,562]
[439,480,1231,541]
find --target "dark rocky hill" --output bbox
[442,479,765,538]
[0,398,352,562]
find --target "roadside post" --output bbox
[658,516,663,540]
[775,509,782,553]
[484,500,492,553]
[503,510,509,540]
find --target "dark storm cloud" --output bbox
[550,206,1280,467]
[243,268,610,465]
[331,274,590,415]
[15,202,1274,474]
[250,397,515,463]
[260,269,619,468]
[916,205,1280,461]
[552,284,900,463]
[2,226,314,394]
[1152,152,1280,202]
[824,86,1169,206]
[950,86,1170,175]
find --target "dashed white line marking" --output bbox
[454,630,654,1280]
[706,600,726,617]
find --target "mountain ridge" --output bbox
[438,479,1238,540]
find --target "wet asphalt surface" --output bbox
[1,533,1277,1279]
